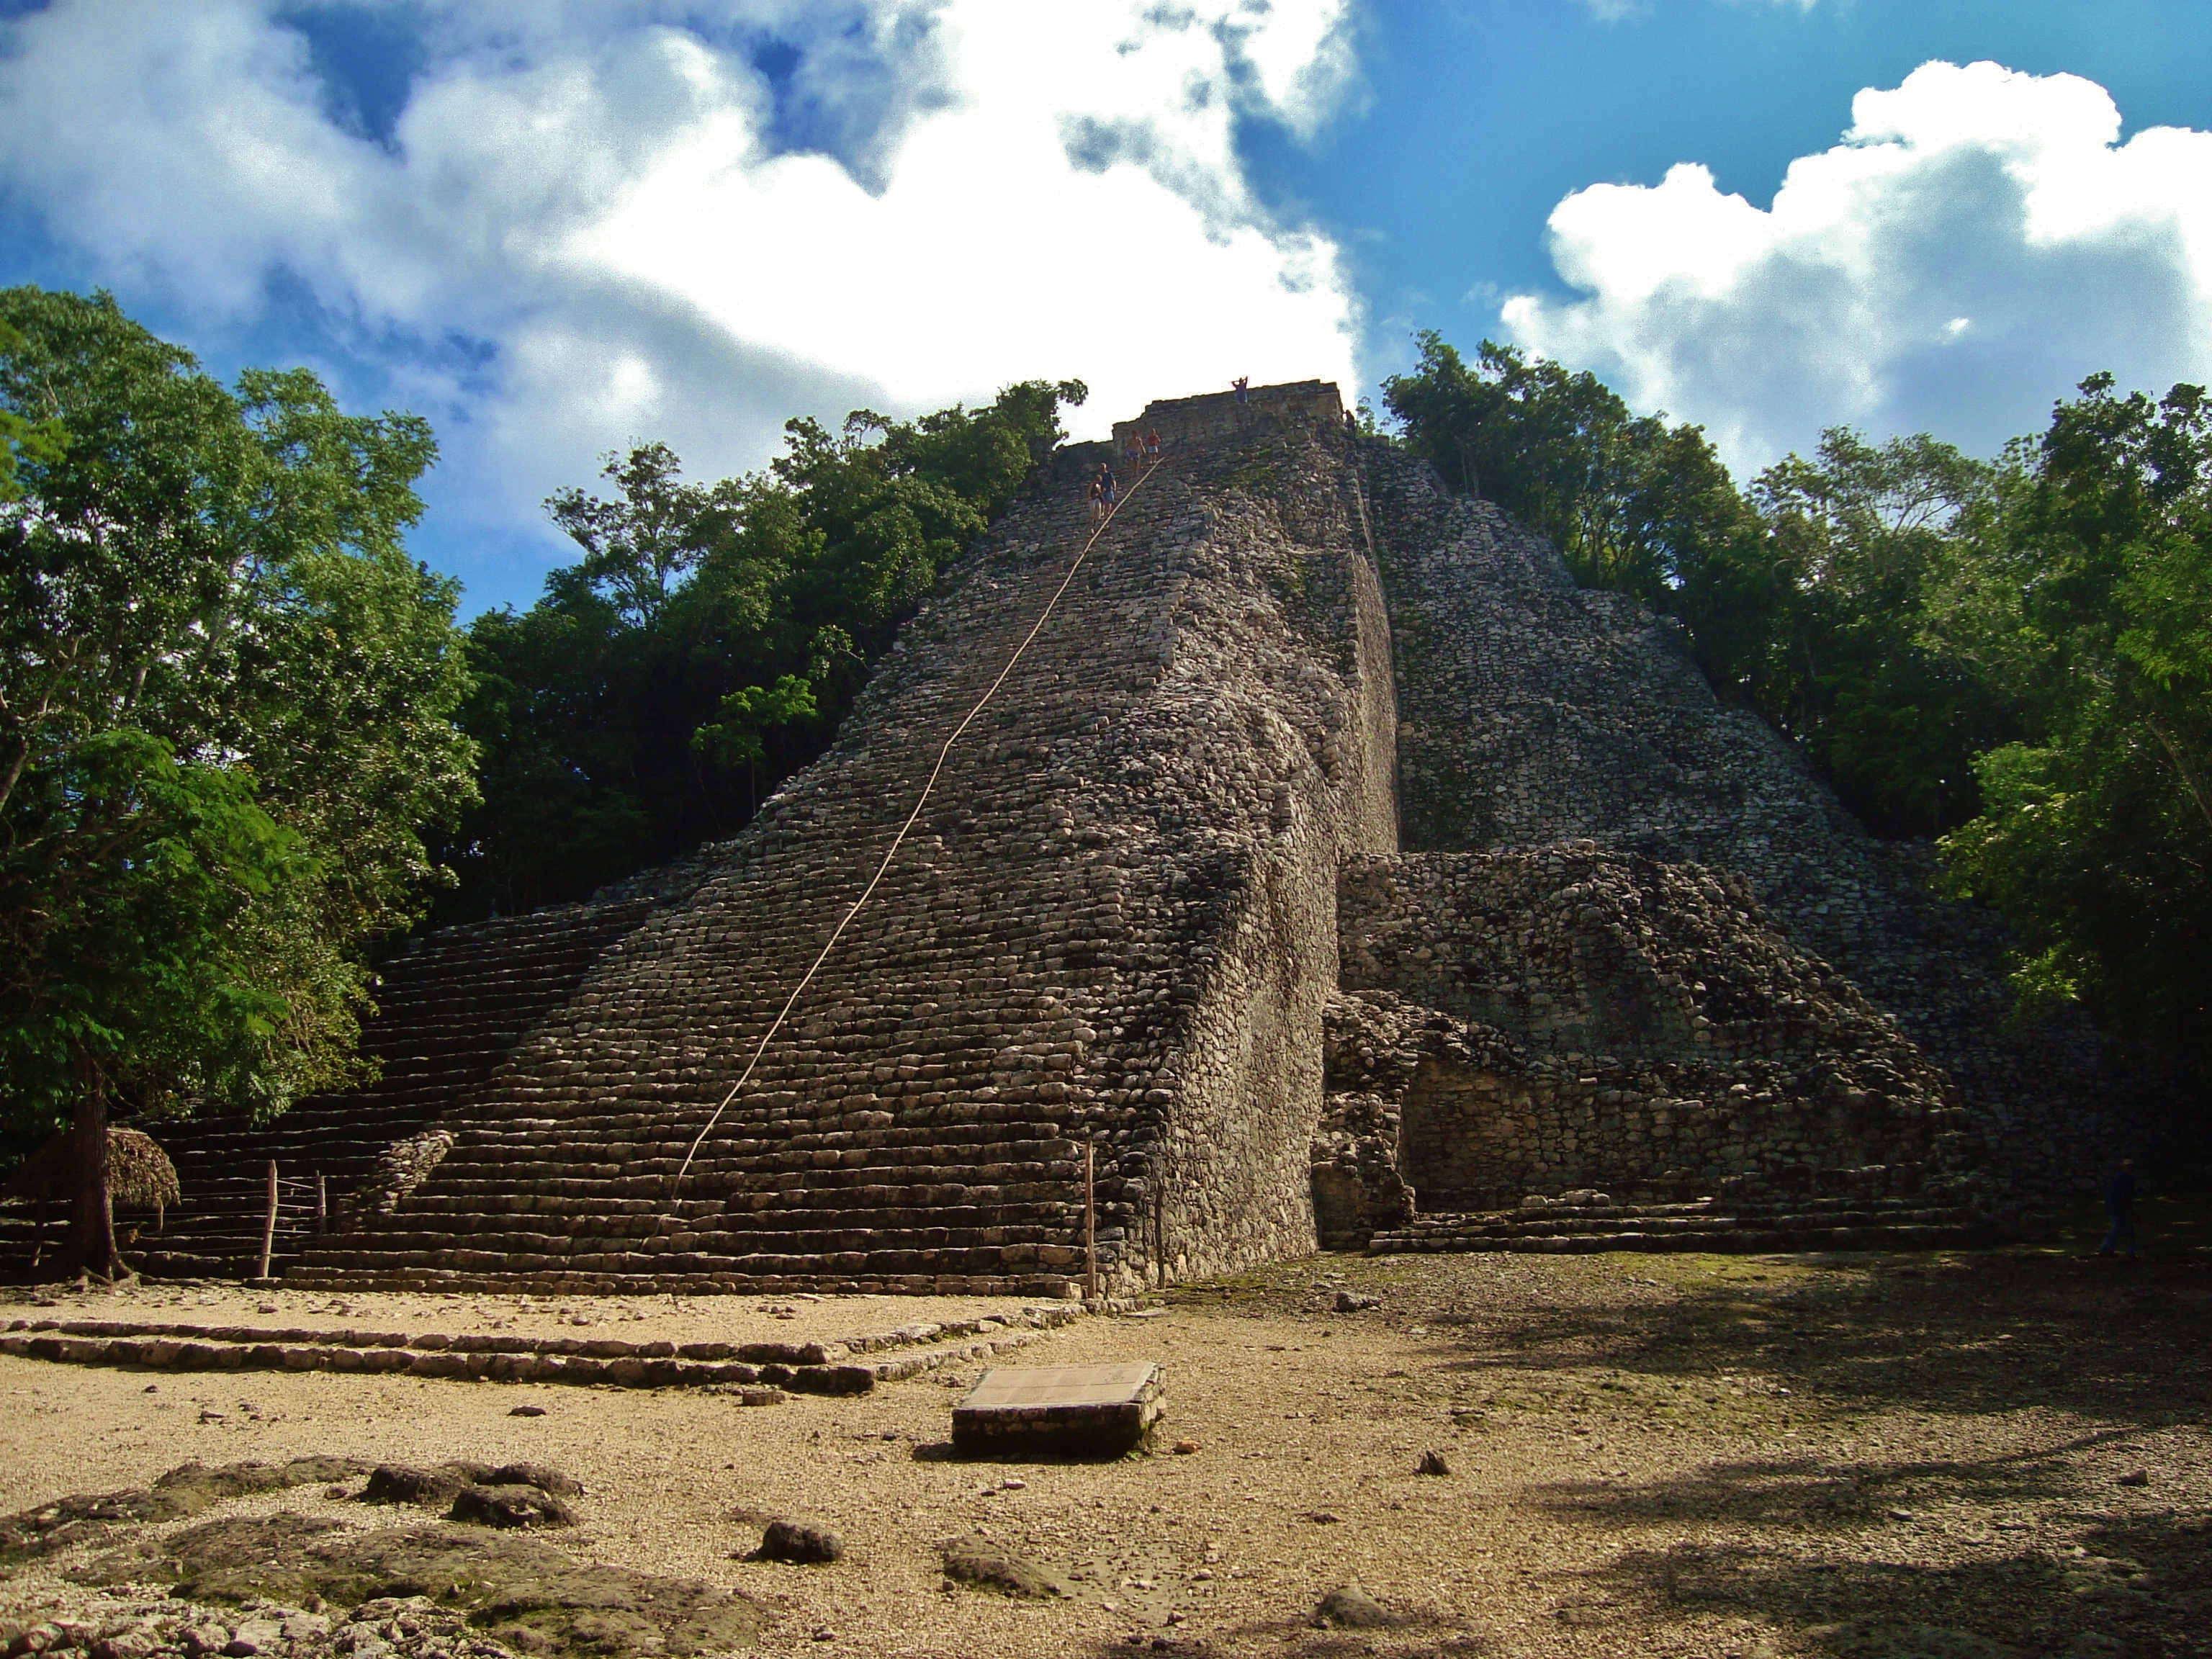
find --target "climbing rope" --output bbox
[671,451,1165,1192]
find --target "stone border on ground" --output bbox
[0,1303,1120,1393]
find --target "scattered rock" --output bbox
[81,1516,762,1657]
[739,1388,786,1407]
[1334,1292,1380,1313]
[487,1462,585,1498]
[941,1544,1058,1599]
[449,1485,577,1529]
[1172,1440,1202,1455]
[1416,1449,1453,1477]
[1314,1585,1391,1628]
[508,1406,547,1418]
[0,1458,367,1565]
[359,1465,477,1509]
[757,1519,844,1564]
[222,1617,282,1656]
[2116,1470,2149,1488]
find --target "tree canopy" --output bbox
[442,380,1085,917]
[0,287,474,1270]
[1937,377,2212,1070]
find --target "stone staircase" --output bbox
[0,900,658,1282]
[1368,1192,1991,1256]
[284,397,1403,1298]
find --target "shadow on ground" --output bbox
[1439,1197,2212,1658]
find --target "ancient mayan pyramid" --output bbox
[83,381,2158,1295]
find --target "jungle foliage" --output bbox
[1385,334,2212,1084]
[0,287,475,1270]
[441,381,1087,917]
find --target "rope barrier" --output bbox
[671,451,1164,1193]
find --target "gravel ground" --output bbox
[2,1213,2208,1659]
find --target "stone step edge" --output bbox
[1389,1208,1973,1239]
[1,1301,1084,1367]
[279,1269,1083,1298]
[0,1326,1052,1393]
[1366,1223,1982,1256]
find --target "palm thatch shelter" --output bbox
[3,1126,181,1268]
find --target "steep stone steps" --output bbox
[287,418,1402,1296]
[1368,1193,1990,1256]
[0,899,660,1282]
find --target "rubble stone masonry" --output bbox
[258,382,2180,1296]
[296,385,1398,1295]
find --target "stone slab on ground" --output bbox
[951,1362,1164,1458]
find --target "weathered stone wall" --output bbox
[297,384,1398,1295]
[1323,849,1972,1222]
[261,382,2193,1298]
[1360,446,2180,1199]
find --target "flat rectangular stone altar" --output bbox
[952,1362,1164,1457]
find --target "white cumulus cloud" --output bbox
[0,0,1360,605]
[1503,60,2212,469]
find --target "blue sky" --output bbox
[3,1,2209,615]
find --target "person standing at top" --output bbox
[1144,429,1161,461]
[1232,376,1249,405]
[1124,431,1145,469]
[2100,1159,2139,1259]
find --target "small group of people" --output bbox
[1086,460,1118,523]
[1087,431,1161,521]
[1121,428,1161,468]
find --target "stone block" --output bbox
[951,1362,1164,1457]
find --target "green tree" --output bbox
[446,379,1084,915]
[0,287,475,1272]
[1381,332,1752,601]
[1745,430,2015,835]
[1382,331,2019,837]
[1940,376,2212,1079]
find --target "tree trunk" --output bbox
[71,1061,118,1279]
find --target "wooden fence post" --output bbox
[1084,1141,1098,1301]
[256,1161,278,1281]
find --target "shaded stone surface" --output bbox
[75,1517,761,1658]
[447,1485,575,1529]
[757,1519,844,1564]
[940,1545,1058,1599]
[951,1362,1164,1457]
[1314,1584,1391,1627]
[0,1460,367,1565]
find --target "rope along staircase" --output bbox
[284,450,1199,1296]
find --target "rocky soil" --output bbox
[2,1209,2207,1658]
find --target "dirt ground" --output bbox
[4,1198,2209,1659]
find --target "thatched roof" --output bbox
[3,1126,181,1210]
